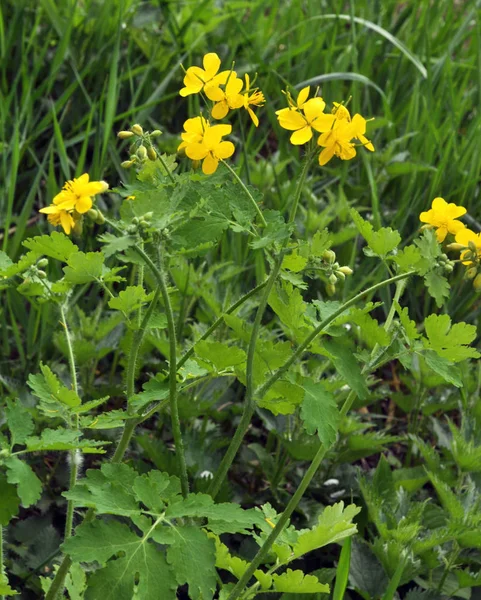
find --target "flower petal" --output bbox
[436,227,448,242]
[216,141,235,159]
[303,98,326,122]
[246,106,259,127]
[311,113,336,133]
[319,145,335,166]
[297,86,310,108]
[203,53,221,78]
[60,211,74,235]
[186,143,209,160]
[455,228,478,246]
[277,109,306,131]
[75,196,92,214]
[432,197,448,212]
[290,126,312,145]
[211,101,229,120]
[205,83,225,102]
[202,153,219,175]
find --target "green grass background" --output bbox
[2,0,481,328]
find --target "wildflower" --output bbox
[331,102,351,121]
[242,74,265,127]
[276,93,335,145]
[455,228,481,265]
[350,114,375,151]
[317,112,374,166]
[179,119,234,175]
[179,53,230,97]
[420,197,466,242]
[284,86,312,111]
[208,74,245,119]
[39,174,108,235]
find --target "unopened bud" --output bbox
[322,249,336,263]
[326,282,336,296]
[332,262,340,270]
[338,266,353,276]
[37,258,48,268]
[129,143,137,154]
[72,220,83,236]
[329,273,338,285]
[147,146,157,161]
[121,160,135,169]
[37,270,47,279]
[336,271,345,281]
[440,253,448,261]
[139,219,149,228]
[446,243,465,252]
[150,129,162,137]
[144,212,153,221]
[136,145,148,160]
[131,124,144,136]
[87,209,99,221]
[474,274,481,291]
[132,217,139,225]
[468,241,478,254]
[465,267,478,279]
[444,264,454,273]
[95,211,105,225]
[118,130,134,139]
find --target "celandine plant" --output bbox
[0,51,479,599]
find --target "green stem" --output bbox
[288,151,313,225]
[257,271,415,401]
[155,246,189,498]
[157,153,176,184]
[0,526,4,600]
[227,443,329,600]
[221,160,267,227]
[177,281,268,370]
[208,258,284,499]
[59,304,79,543]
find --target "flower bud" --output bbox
[121,160,135,169]
[139,219,149,228]
[150,129,162,137]
[147,146,157,161]
[129,143,137,154]
[468,241,478,254]
[87,209,99,221]
[322,249,336,263]
[440,253,448,261]
[336,270,345,281]
[136,145,148,160]
[444,264,454,273]
[465,267,478,279]
[329,273,338,285]
[144,212,153,220]
[37,270,47,279]
[332,262,340,270]
[446,243,465,251]
[326,283,336,296]
[474,274,481,291]
[72,220,83,236]
[37,258,49,268]
[338,266,353,276]
[132,217,139,225]
[95,211,105,225]
[118,130,134,139]
[131,124,144,136]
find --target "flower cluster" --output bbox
[39,174,108,235]
[419,197,481,290]
[276,87,374,166]
[117,123,162,169]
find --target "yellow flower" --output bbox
[39,173,108,235]
[208,74,245,119]
[51,173,109,214]
[241,74,265,127]
[317,111,374,165]
[276,91,335,145]
[284,86,312,111]
[420,197,466,242]
[39,205,77,235]
[179,53,230,97]
[179,118,234,175]
[455,228,481,264]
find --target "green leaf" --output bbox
[4,456,42,507]
[310,229,332,257]
[23,231,79,262]
[392,245,425,272]
[173,213,229,254]
[167,526,216,600]
[349,539,388,599]
[268,281,307,332]
[423,270,450,308]
[0,474,20,525]
[63,520,177,600]
[214,536,249,579]
[108,285,150,315]
[282,250,308,273]
[414,229,442,275]
[98,232,136,258]
[423,314,480,363]
[0,574,18,595]
[28,363,81,410]
[25,428,108,453]
[272,569,329,593]
[322,339,369,399]
[0,250,13,271]
[394,302,419,342]
[422,350,463,387]
[293,502,361,558]
[300,378,339,448]
[5,399,34,448]
[350,209,401,257]
[250,210,291,249]
[63,251,105,283]
[427,472,464,520]
[195,341,246,371]
[65,563,87,600]
[1,251,37,278]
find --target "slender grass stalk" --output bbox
[221,159,267,227]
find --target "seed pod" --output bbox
[326,282,336,296]
[136,145,148,160]
[118,130,134,139]
[322,249,336,263]
[37,258,49,268]
[147,146,157,161]
[329,273,338,285]
[338,266,353,276]
[465,266,478,279]
[474,274,481,291]
[121,160,135,169]
[131,124,144,136]
[150,129,162,137]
